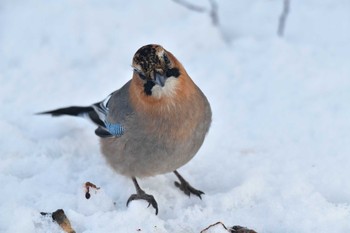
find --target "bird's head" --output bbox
[131,44,182,99]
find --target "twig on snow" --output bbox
[200,222,228,233]
[200,221,258,233]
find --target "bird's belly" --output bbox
[100,131,204,178]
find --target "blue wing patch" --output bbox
[104,121,124,137]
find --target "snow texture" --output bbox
[1,0,350,232]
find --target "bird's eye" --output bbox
[163,54,170,65]
[138,73,146,80]
[133,69,146,80]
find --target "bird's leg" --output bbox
[173,170,204,199]
[126,177,158,215]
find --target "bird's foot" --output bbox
[174,180,205,199]
[126,190,158,215]
[173,170,204,199]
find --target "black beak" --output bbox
[154,72,166,87]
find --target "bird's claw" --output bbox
[126,192,159,215]
[174,181,205,199]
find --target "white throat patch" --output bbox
[151,77,179,99]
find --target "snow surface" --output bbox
[1,0,350,232]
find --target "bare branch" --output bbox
[208,0,219,26]
[171,0,219,26]
[172,0,206,12]
[278,0,290,37]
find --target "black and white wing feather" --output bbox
[38,93,124,138]
[92,93,124,138]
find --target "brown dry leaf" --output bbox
[41,209,76,233]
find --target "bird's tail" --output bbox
[38,94,114,137]
[37,105,105,126]
[37,106,94,117]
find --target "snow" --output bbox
[1,0,350,232]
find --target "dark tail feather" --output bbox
[37,106,105,127]
[37,106,94,117]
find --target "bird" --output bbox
[39,44,212,215]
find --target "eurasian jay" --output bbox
[39,44,212,215]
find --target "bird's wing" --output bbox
[93,81,132,138]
